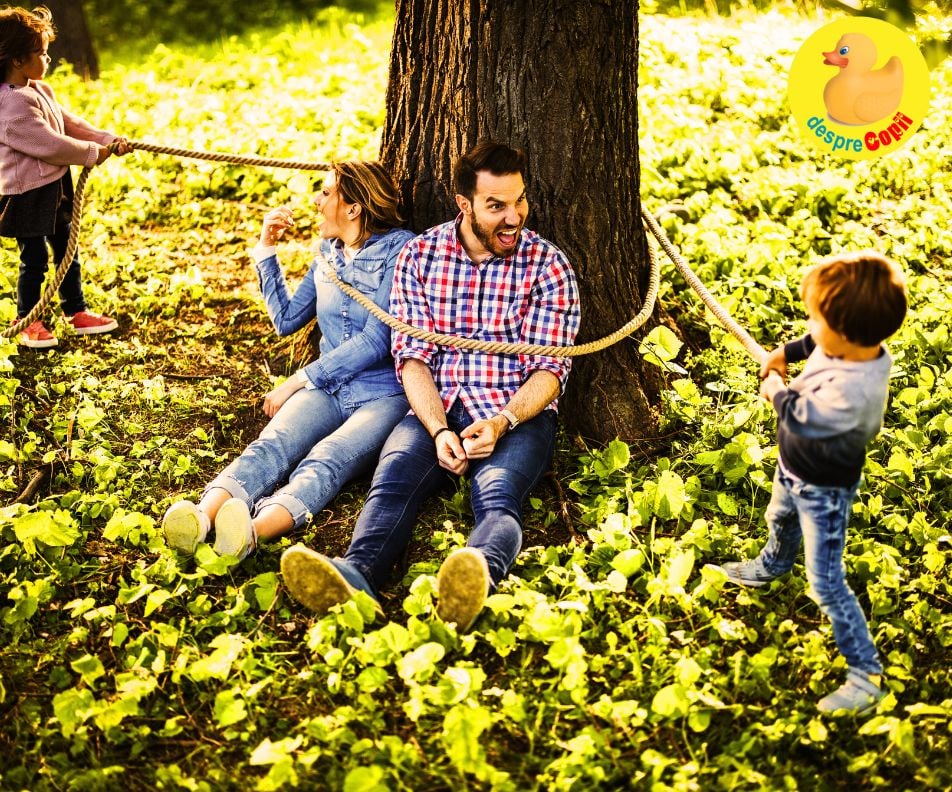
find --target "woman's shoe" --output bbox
[162,500,210,554]
[213,498,256,560]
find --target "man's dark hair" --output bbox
[453,141,526,200]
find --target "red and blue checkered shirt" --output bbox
[391,217,581,420]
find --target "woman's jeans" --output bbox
[207,390,409,528]
[756,465,882,675]
[17,227,86,318]
[343,401,558,594]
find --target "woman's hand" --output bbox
[263,374,305,417]
[260,206,295,246]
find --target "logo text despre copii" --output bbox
[806,111,915,154]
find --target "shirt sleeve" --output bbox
[391,240,439,382]
[518,250,580,391]
[304,240,401,390]
[772,371,860,439]
[255,253,318,337]
[783,334,816,364]
[1,92,100,168]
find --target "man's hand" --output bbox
[435,430,469,475]
[263,376,304,417]
[459,417,506,460]
[759,345,788,381]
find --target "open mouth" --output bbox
[497,229,518,247]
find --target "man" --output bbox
[280,141,581,631]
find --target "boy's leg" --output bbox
[723,467,802,586]
[797,481,881,674]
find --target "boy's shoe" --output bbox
[68,311,118,335]
[18,320,58,348]
[162,500,210,554]
[817,670,884,715]
[281,545,379,616]
[720,558,778,588]
[436,547,490,632]
[213,497,256,560]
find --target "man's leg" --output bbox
[343,414,451,594]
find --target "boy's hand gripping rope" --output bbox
[1,139,767,367]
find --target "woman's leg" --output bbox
[254,393,410,540]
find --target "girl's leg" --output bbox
[48,224,87,316]
[16,237,51,318]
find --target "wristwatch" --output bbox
[499,408,519,432]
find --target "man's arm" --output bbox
[402,359,468,475]
[460,370,560,460]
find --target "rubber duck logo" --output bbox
[788,18,929,160]
[822,33,903,125]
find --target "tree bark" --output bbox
[380,0,661,443]
[46,0,100,80]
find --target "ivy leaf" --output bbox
[344,766,388,792]
[52,688,95,737]
[639,326,687,374]
[651,683,690,718]
[188,634,246,682]
[214,690,248,727]
[442,704,491,773]
[13,510,80,555]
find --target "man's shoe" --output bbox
[720,558,778,588]
[436,547,490,632]
[281,545,370,616]
[213,498,256,560]
[162,500,210,554]
[18,320,58,348]
[817,670,884,715]
[68,310,118,335]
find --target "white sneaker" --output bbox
[436,547,490,632]
[213,498,256,560]
[162,500,210,554]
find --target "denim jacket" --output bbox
[255,227,414,407]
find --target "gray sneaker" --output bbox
[720,558,778,588]
[818,670,884,715]
[213,498,256,560]
[281,545,380,617]
[162,500,210,554]
[437,547,490,632]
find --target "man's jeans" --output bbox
[207,390,409,528]
[17,228,86,318]
[343,401,558,594]
[756,465,882,675]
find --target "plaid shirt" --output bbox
[391,217,580,420]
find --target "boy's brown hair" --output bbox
[800,250,907,347]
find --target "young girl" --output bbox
[0,5,131,348]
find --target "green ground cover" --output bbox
[1,5,951,790]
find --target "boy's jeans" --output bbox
[756,465,882,676]
[343,401,558,594]
[207,389,409,529]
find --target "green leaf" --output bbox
[70,654,105,687]
[214,690,248,727]
[639,325,686,373]
[52,688,95,737]
[343,766,388,792]
[396,642,445,683]
[13,510,80,555]
[651,684,690,718]
[188,634,246,682]
[442,704,492,773]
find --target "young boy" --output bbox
[720,250,907,715]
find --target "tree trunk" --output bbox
[46,0,100,80]
[380,0,661,443]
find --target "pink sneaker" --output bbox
[18,320,58,348]
[68,311,118,335]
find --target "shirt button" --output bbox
[344,333,350,339]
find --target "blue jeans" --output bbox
[756,465,882,675]
[207,390,409,528]
[17,228,86,318]
[343,401,558,595]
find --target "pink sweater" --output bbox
[0,80,115,196]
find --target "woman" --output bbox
[163,161,413,560]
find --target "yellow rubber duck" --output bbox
[822,33,904,125]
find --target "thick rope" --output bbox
[641,210,768,365]
[2,138,766,368]
[316,227,660,357]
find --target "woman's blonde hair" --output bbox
[332,161,405,238]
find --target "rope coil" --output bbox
[2,139,767,368]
